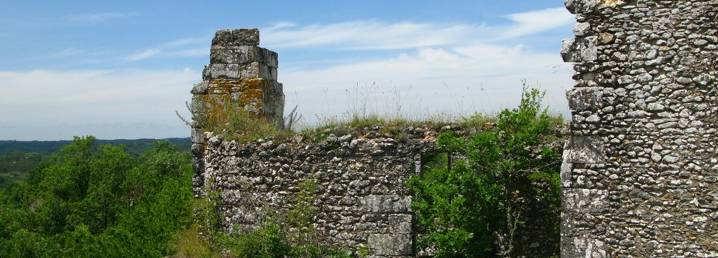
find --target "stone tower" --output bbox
[561,1,717,257]
[190,28,285,194]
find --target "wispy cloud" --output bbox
[499,7,574,39]
[261,8,572,50]
[263,21,479,50]
[0,69,197,140]
[127,48,161,61]
[46,48,111,59]
[121,7,572,62]
[67,12,139,23]
[126,37,209,62]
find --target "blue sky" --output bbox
[0,0,575,140]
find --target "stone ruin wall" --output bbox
[189,29,423,257]
[197,125,558,257]
[200,129,432,257]
[191,29,284,195]
[561,0,718,257]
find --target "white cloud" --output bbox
[263,21,478,50]
[120,7,573,61]
[0,69,198,140]
[499,7,574,39]
[67,12,139,23]
[159,37,208,49]
[281,43,573,126]
[127,48,161,61]
[260,8,572,50]
[44,48,111,61]
[126,37,209,62]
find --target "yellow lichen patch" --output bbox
[601,0,625,7]
[236,78,265,110]
[207,79,239,94]
[205,78,267,114]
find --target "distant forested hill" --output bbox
[0,137,191,188]
[0,137,191,155]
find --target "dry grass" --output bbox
[169,225,218,258]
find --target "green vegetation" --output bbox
[0,87,564,257]
[0,138,190,189]
[0,136,194,257]
[200,97,290,143]
[0,151,43,188]
[408,88,562,257]
[183,179,351,258]
[0,137,349,258]
[0,138,191,155]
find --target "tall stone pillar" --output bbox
[561,1,717,257]
[190,28,284,195]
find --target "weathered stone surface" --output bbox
[368,234,412,256]
[360,195,412,213]
[562,0,718,256]
[563,136,604,164]
[198,126,438,256]
[212,29,259,47]
[561,36,597,62]
[210,46,278,67]
[202,62,276,80]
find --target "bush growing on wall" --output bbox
[189,179,352,258]
[408,88,562,257]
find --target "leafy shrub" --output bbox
[408,88,562,257]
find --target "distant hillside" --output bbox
[0,137,191,155]
[0,138,191,188]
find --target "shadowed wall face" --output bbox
[561,1,718,257]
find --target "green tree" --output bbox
[408,88,562,257]
[0,137,194,258]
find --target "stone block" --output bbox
[563,136,604,164]
[191,81,209,94]
[360,195,412,213]
[367,234,412,256]
[567,87,603,111]
[202,63,276,80]
[563,188,608,214]
[561,233,608,258]
[191,128,205,144]
[210,46,278,67]
[561,36,597,62]
[212,29,259,47]
[388,214,412,233]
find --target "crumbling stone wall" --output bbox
[191,29,284,194]
[200,128,435,257]
[561,0,718,256]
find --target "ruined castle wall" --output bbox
[199,127,436,257]
[561,0,718,256]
